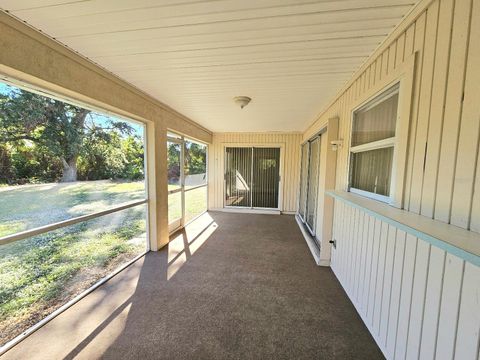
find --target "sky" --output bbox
[0,81,143,136]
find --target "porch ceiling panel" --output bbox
[0,0,417,132]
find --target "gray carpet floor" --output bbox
[3,212,384,360]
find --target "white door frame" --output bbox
[304,135,321,237]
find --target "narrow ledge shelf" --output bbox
[326,190,480,266]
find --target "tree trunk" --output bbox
[59,109,88,182]
[61,157,78,182]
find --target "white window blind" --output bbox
[349,84,399,202]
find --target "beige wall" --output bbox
[208,132,302,213]
[0,12,213,249]
[302,1,480,356]
[303,0,480,233]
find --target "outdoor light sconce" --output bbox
[233,96,251,109]
[330,139,343,151]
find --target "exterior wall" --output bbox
[301,0,480,358]
[314,118,338,265]
[331,200,479,360]
[208,132,302,213]
[304,0,480,232]
[0,12,213,250]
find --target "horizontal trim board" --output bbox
[0,199,148,245]
[349,187,390,203]
[184,184,208,192]
[350,137,395,153]
[326,190,480,265]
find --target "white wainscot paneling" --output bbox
[330,201,480,360]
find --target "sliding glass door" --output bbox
[305,137,320,233]
[298,143,309,221]
[225,147,281,209]
[167,133,207,232]
[225,147,252,207]
[298,136,321,239]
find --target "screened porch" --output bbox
[1,0,479,359]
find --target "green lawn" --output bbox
[0,180,207,346]
[168,185,207,224]
[0,180,147,346]
[0,180,146,238]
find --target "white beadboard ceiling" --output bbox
[0,0,417,132]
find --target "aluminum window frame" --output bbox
[346,53,417,209]
[0,83,151,249]
[348,83,400,204]
[167,131,209,232]
[0,79,151,355]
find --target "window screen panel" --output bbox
[350,147,394,197]
[252,147,280,208]
[184,140,207,189]
[352,93,399,147]
[167,142,181,191]
[225,147,252,207]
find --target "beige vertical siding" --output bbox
[303,0,480,233]
[305,0,480,358]
[208,132,302,212]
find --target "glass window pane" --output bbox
[184,140,207,189]
[352,92,398,147]
[168,192,181,224]
[185,186,207,223]
[167,142,181,191]
[350,147,394,197]
[0,82,146,239]
[0,204,147,347]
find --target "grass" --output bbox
[0,180,207,346]
[0,180,147,346]
[0,180,146,237]
[168,185,207,223]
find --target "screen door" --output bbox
[225,147,280,209]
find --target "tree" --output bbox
[77,127,144,181]
[185,142,206,175]
[0,87,136,182]
[0,89,89,182]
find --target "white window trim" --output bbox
[346,52,417,208]
[350,137,396,154]
[350,187,391,203]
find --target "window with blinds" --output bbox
[349,84,399,202]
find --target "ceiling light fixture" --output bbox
[233,96,251,109]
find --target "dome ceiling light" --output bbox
[233,96,251,109]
